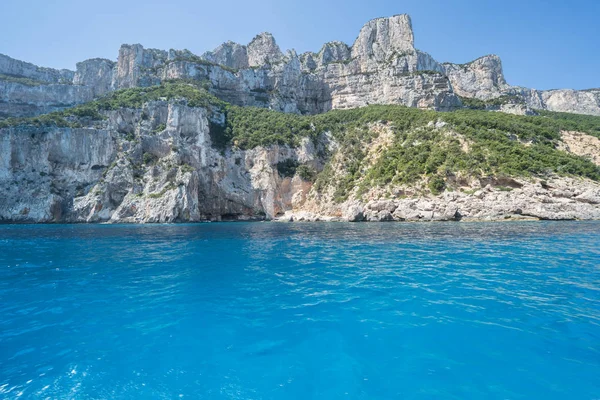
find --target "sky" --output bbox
[1,0,598,90]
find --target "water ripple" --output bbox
[0,222,599,399]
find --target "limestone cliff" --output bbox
[2,14,597,117]
[0,100,321,223]
[1,14,599,224]
[442,56,600,115]
[1,88,599,223]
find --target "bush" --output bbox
[428,175,446,194]
[153,123,166,133]
[0,73,46,86]
[143,152,156,165]
[296,164,316,181]
[276,159,299,177]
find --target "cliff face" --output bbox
[442,55,509,100]
[0,101,321,223]
[107,15,458,114]
[2,14,598,117]
[442,56,600,115]
[1,14,599,224]
[2,99,599,223]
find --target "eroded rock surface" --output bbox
[2,14,598,117]
[0,102,323,223]
[2,100,599,223]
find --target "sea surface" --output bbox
[0,222,599,399]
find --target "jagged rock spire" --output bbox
[351,14,415,62]
[247,33,283,67]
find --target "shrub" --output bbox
[143,152,156,165]
[153,123,166,133]
[296,164,316,181]
[276,159,299,177]
[428,175,446,194]
[0,73,46,86]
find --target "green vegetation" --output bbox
[413,70,442,76]
[274,160,315,181]
[0,73,47,87]
[143,152,157,165]
[459,95,523,110]
[153,123,166,133]
[440,109,600,180]
[0,81,225,129]
[180,164,195,173]
[536,110,600,138]
[3,79,600,199]
[148,183,177,199]
[296,164,316,181]
[221,107,316,149]
[92,80,225,110]
[276,159,299,177]
[306,106,600,199]
[428,175,446,194]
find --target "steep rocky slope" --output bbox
[442,56,600,116]
[1,82,599,223]
[2,14,598,119]
[1,15,599,223]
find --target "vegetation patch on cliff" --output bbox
[0,81,225,129]
[0,73,49,86]
[2,80,599,195]
[459,95,523,110]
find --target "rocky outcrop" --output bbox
[74,58,115,96]
[202,41,249,70]
[0,125,116,222]
[443,56,600,116]
[558,131,600,166]
[247,33,284,67]
[0,54,107,117]
[279,177,600,222]
[317,41,351,66]
[2,14,597,117]
[442,55,509,100]
[0,79,95,118]
[351,14,415,68]
[0,54,74,84]
[2,98,599,223]
[538,89,600,115]
[0,101,323,223]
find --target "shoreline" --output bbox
[1,215,598,225]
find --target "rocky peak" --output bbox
[167,49,196,61]
[442,54,508,99]
[74,58,115,96]
[112,44,166,89]
[113,44,144,89]
[201,41,249,70]
[247,32,283,67]
[299,52,318,72]
[351,14,415,64]
[317,41,351,66]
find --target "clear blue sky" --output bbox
[2,0,598,90]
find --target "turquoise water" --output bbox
[0,222,599,399]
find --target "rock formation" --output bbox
[1,96,599,223]
[1,14,599,223]
[0,100,322,222]
[4,14,597,118]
